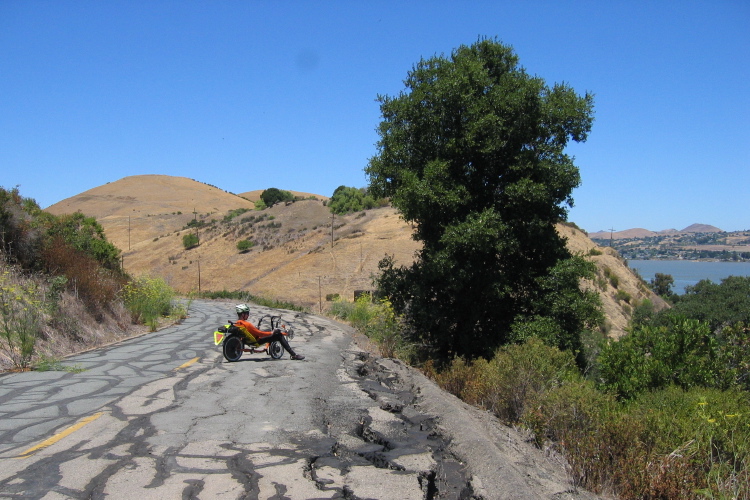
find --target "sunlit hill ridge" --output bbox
[46,174,666,338]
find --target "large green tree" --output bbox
[260,188,293,207]
[366,39,597,361]
[328,185,377,215]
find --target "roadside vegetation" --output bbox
[339,265,750,498]
[0,186,187,371]
[332,39,750,498]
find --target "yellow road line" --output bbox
[175,357,199,370]
[15,412,104,459]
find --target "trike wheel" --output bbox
[223,336,243,362]
[269,341,284,359]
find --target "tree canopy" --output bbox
[260,188,293,207]
[650,272,675,298]
[1,186,121,271]
[366,38,598,361]
[328,186,378,215]
[658,276,750,331]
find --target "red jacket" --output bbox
[234,319,272,344]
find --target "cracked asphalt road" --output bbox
[0,300,473,499]
[0,300,596,499]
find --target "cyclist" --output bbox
[234,304,305,360]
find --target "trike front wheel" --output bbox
[223,335,243,362]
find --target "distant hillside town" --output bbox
[589,226,750,261]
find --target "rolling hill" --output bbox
[589,224,724,240]
[46,175,666,338]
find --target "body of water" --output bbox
[628,260,750,295]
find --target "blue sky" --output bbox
[1,1,748,233]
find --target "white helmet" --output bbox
[235,303,250,315]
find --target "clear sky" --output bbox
[1,1,748,233]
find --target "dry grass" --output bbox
[46,175,664,337]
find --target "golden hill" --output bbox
[46,174,665,338]
[238,189,329,203]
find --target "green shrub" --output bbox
[182,233,199,249]
[330,295,408,359]
[608,271,619,288]
[330,294,376,332]
[428,321,750,498]
[121,275,176,331]
[223,208,251,223]
[328,297,354,320]
[432,339,579,424]
[615,289,631,303]
[236,239,254,253]
[596,387,750,499]
[362,299,405,359]
[599,318,728,400]
[522,378,615,448]
[328,185,381,215]
[0,265,41,369]
[715,322,750,391]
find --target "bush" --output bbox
[236,239,254,253]
[663,276,750,330]
[603,266,619,288]
[615,289,631,303]
[575,387,750,499]
[223,208,250,223]
[329,295,408,359]
[121,275,176,330]
[599,318,730,400]
[715,322,750,392]
[182,233,199,249]
[41,237,124,314]
[0,264,42,369]
[522,379,615,448]
[328,186,381,215]
[431,339,579,424]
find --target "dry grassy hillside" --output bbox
[46,175,665,338]
[558,224,669,338]
[238,189,329,202]
[46,175,256,252]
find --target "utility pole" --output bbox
[128,216,131,250]
[198,258,201,294]
[193,208,200,247]
[318,276,322,313]
[331,213,335,248]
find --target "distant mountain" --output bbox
[681,223,723,233]
[589,224,724,240]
